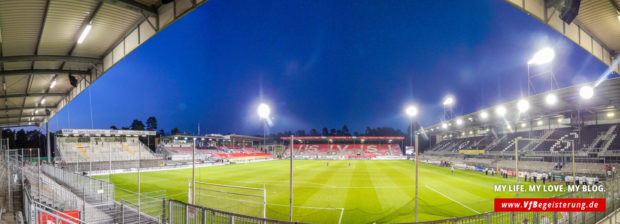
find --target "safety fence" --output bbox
[168,199,299,224]
[404,179,620,224]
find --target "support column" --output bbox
[46,122,51,163]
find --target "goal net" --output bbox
[189,181,266,218]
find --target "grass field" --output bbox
[96,160,560,223]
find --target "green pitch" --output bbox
[96,160,558,223]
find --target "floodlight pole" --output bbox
[414,122,419,223]
[46,122,51,163]
[289,135,294,222]
[192,139,196,204]
[514,138,520,223]
[572,140,575,179]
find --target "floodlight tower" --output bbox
[405,105,420,222]
[527,47,558,96]
[442,95,455,121]
[257,103,271,147]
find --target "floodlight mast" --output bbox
[257,103,271,146]
[442,95,455,121]
[404,105,419,222]
[527,47,558,96]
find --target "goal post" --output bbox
[189,181,267,218]
[514,137,575,181]
[513,137,575,223]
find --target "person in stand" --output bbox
[594,176,599,185]
[522,218,529,224]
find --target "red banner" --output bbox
[494,198,605,212]
[39,210,80,224]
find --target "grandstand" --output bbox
[422,77,620,176]
[54,129,164,172]
[157,134,273,161]
[281,136,405,159]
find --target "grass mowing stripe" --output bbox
[425,185,480,214]
[98,160,562,223]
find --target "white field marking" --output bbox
[195,193,344,224]
[244,179,410,189]
[425,185,480,214]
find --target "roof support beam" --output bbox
[2,106,55,111]
[0,55,102,64]
[0,115,48,119]
[0,69,91,77]
[102,0,157,17]
[0,93,65,99]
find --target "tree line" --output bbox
[108,116,183,136]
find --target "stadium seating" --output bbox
[57,137,159,163]
[285,144,402,156]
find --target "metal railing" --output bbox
[401,179,620,224]
[168,199,301,224]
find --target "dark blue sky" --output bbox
[50,0,616,135]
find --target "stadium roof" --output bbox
[505,0,620,74]
[280,136,405,141]
[164,134,265,141]
[426,77,620,134]
[0,0,207,128]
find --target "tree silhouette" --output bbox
[146,117,158,131]
[130,120,145,130]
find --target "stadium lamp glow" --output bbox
[441,123,448,129]
[480,111,489,120]
[579,86,594,100]
[545,94,558,106]
[257,103,271,119]
[495,106,507,117]
[442,96,455,106]
[528,47,555,65]
[517,99,530,113]
[456,119,463,125]
[405,105,418,117]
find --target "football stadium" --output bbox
[2,0,620,224]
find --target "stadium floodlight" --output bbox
[405,105,418,118]
[608,112,615,118]
[495,106,507,117]
[528,47,555,65]
[50,79,57,89]
[469,130,473,135]
[40,98,46,105]
[557,118,563,123]
[441,123,448,129]
[442,95,455,106]
[545,94,558,106]
[480,111,489,120]
[537,120,543,126]
[456,119,463,125]
[77,24,92,44]
[257,103,271,119]
[517,99,530,113]
[579,86,594,100]
[521,123,527,128]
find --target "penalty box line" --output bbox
[425,185,480,214]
